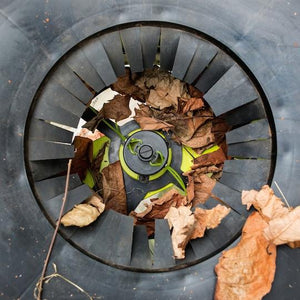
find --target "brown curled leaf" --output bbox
[100,161,127,215]
[214,212,277,300]
[102,94,131,122]
[181,121,215,149]
[130,189,187,236]
[181,97,205,114]
[134,116,174,132]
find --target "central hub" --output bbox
[122,130,169,178]
[138,145,153,161]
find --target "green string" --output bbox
[101,119,126,141]
[165,165,187,193]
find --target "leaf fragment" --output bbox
[130,189,187,236]
[191,204,230,239]
[165,206,195,259]
[100,161,127,215]
[61,204,101,227]
[214,212,277,300]
[263,206,300,245]
[242,185,289,221]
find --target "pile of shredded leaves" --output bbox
[58,67,300,299]
[62,66,230,260]
[215,185,300,300]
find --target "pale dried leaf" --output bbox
[61,204,101,227]
[165,206,195,259]
[86,194,105,214]
[78,128,104,141]
[242,185,289,221]
[191,204,230,239]
[214,212,277,300]
[263,206,300,245]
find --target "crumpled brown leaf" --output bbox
[215,212,277,300]
[83,94,131,131]
[263,206,300,245]
[183,173,216,207]
[102,94,131,122]
[192,148,226,169]
[111,68,146,101]
[181,97,205,114]
[130,189,187,236]
[181,121,215,149]
[165,206,195,259]
[191,204,230,239]
[71,136,92,180]
[100,161,127,215]
[134,116,174,132]
[242,185,289,221]
[61,194,105,227]
[146,77,188,110]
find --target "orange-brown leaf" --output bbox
[183,173,216,207]
[263,206,300,245]
[101,161,127,215]
[165,206,195,259]
[134,116,174,132]
[182,97,205,113]
[193,148,226,168]
[181,121,215,148]
[191,204,230,239]
[214,212,276,300]
[242,185,289,221]
[102,94,131,122]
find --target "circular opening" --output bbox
[25,22,275,272]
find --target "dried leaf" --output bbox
[130,189,187,236]
[183,173,216,207]
[242,185,289,221]
[71,136,92,180]
[181,121,215,148]
[187,84,203,98]
[86,194,105,214]
[165,206,195,259]
[82,110,104,132]
[61,204,101,227]
[146,77,187,110]
[193,148,226,168]
[191,204,230,239]
[134,116,174,132]
[287,241,300,248]
[101,161,127,215]
[111,68,146,101]
[77,128,104,141]
[181,97,205,114]
[263,206,300,245]
[101,94,131,122]
[215,212,277,300]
